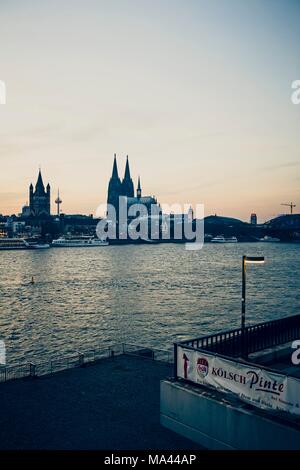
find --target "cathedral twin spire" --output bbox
[121,155,134,198]
[111,154,119,180]
[124,156,131,181]
[109,154,139,199]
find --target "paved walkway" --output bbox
[0,355,198,450]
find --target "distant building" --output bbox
[21,205,31,217]
[12,221,26,235]
[107,155,158,215]
[0,222,8,237]
[250,213,257,225]
[29,170,51,217]
[59,214,100,237]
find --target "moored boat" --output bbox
[0,238,30,250]
[211,235,238,243]
[52,236,108,247]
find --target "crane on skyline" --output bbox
[281,202,296,215]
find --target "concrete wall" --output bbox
[160,380,300,450]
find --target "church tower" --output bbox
[107,154,122,210]
[29,169,51,217]
[121,156,134,197]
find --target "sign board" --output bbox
[177,345,300,416]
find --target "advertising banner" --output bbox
[177,345,300,416]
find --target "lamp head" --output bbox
[244,256,265,265]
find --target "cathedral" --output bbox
[107,155,158,213]
[29,169,51,217]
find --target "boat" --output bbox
[0,238,30,250]
[211,235,238,243]
[259,236,280,243]
[28,243,51,249]
[51,236,109,247]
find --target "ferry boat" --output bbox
[52,236,109,247]
[0,238,30,250]
[211,235,238,243]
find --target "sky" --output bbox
[0,0,299,222]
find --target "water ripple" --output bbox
[0,243,299,364]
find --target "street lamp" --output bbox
[241,255,265,358]
[241,255,265,330]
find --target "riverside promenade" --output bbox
[0,354,198,450]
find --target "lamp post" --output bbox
[241,255,265,356]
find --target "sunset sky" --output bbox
[0,0,299,222]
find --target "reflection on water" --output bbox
[0,243,299,364]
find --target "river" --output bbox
[0,243,299,364]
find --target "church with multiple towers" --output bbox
[107,154,157,212]
[26,155,157,219]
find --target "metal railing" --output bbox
[178,313,300,358]
[0,343,173,384]
[122,343,173,363]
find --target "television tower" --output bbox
[55,189,62,216]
